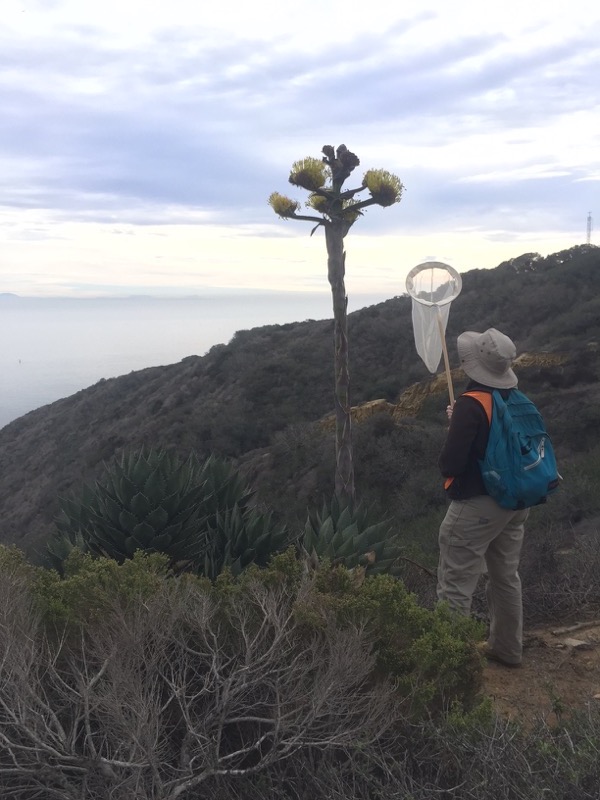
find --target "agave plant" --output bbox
[50,448,210,568]
[44,525,88,573]
[194,455,292,579]
[196,454,255,521]
[302,497,404,576]
[49,448,292,579]
[201,504,291,581]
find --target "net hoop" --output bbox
[405,261,462,307]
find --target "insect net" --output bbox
[405,261,462,373]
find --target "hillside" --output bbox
[0,244,599,569]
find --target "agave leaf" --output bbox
[164,533,202,564]
[118,509,139,534]
[367,521,392,538]
[303,528,316,552]
[368,558,401,576]
[118,475,137,506]
[130,521,157,549]
[239,547,256,568]
[130,492,152,519]
[336,537,359,559]
[144,506,170,532]
[318,517,335,541]
[163,487,204,517]
[356,524,388,551]
[45,535,78,572]
[143,468,166,501]
[95,481,122,505]
[344,521,360,541]
[123,537,141,557]
[57,496,80,519]
[100,495,126,527]
[228,556,245,577]
[151,532,173,551]
[131,448,151,477]
[370,541,386,558]
[337,506,353,529]
[321,542,336,559]
[88,517,132,547]
[90,528,130,560]
[355,529,376,553]
[160,490,184,518]
[330,527,346,550]
[250,529,273,551]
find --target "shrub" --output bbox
[306,566,484,716]
[0,545,485,798]
[17,546,600,799]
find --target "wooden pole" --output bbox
[436,307,455,405]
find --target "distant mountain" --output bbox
[1,244,599,558]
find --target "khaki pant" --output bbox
[437,495,529,664]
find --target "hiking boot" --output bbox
[477,642,522,668]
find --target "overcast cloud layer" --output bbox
[1,0,599,297]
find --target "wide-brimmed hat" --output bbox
[457,328,518,389]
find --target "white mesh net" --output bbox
[405,261,462,374]
[411,302,450,373]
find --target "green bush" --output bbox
[20,544,483,716]
[15,544,600,799]
[0,544,484,798]
[32,549,180,627]
[305,565,484,715]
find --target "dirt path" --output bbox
[482,621,600,725]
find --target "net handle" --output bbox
[436,308,455,405]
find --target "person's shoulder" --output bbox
[456,388,492,420]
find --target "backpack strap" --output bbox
[462,390,493,425]
[443,391,493,490]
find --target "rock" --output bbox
[563,638,595,650]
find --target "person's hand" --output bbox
[446,403,454,421]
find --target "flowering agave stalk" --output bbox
[269,145,403,507]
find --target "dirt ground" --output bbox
[482,621,600,726]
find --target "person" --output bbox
[437,327,528,668]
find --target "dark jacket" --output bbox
[439,381,513,500]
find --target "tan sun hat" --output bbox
[457,328,518,389]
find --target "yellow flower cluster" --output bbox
[288,157,328,191]
[268,192,300,218]
[362,169,404,207]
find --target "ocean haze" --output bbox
[0,291,393,428]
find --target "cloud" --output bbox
[0,1,599,296]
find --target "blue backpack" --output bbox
[465,389,560,510]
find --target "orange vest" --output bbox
[443,391,493,490]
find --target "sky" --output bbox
[1,0,599,300]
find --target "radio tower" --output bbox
[587,212,593,245]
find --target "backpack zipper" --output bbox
[523,436,545,470]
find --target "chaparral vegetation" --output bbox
[0,244,600,797]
